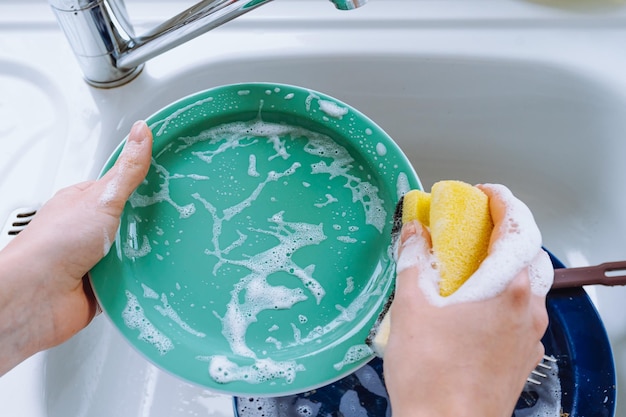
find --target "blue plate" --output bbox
[234,251,616,417]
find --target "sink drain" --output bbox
[0,207,38,249]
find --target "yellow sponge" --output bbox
[411,180,494,296]
[367,180,493,356]
[401,189,431,227]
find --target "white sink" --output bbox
[2,1,626,416]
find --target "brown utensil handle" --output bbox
[552,261,626,289]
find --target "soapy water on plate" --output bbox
[117,95,410,388]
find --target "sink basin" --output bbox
[0,60,65,218]
[2,1,626,416]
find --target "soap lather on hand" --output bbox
[367,180,553,356]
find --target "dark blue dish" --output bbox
[234,251,616,417]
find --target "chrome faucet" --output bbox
[49,0,368,88]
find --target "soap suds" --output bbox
[314,193,338,208]
[103,227,112,257]
[142,283,159,299]
[333,344,373,371]
[99,178,119,207]
[396,184,553,306]
[304,92,348,119]
[248,154,260,177]
[122,291,174,355]
[318,100,349,119]
[207,356,305,385]
[124,234,152,258]
[396,172,411,199]
[154,293,206,338]
[130,159,196,219]
[344,276,355,295]
[128,103,394,386]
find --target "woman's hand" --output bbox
[383,185,551,417]
[0,121,153,375]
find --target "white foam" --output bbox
[318,99,349,119]
[123,234,152,259]
[265,336,282,350]
[214,213,327,361]
[333,344,373,371]
[141,283,159,300]
[122,291,174,355]
[171,116,389,232]
[208,356,305,384]
[130,159,196,219]
[344,276,355,295]
[396,172,410,199]
[247,154,260,177]
[153,96,214,137]
[337,235,357,244]
[99,178,119,207]
[314,193,338,208]
[153,293,206,338]
[103,227,112,257]
[186,174,210,180]
[396,184,554,306]
[375,143,387,156]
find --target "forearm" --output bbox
[0,247,47,375]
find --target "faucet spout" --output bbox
[49,0,367,88]
[117,0,276,71]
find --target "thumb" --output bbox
[98,120,153,212]
[394,221,438,302]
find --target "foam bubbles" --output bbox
[396,184,553,306]
[124,234,152,258]
[129,159,197,219]
[153,293,206,338]
[333,344,373,371]
[208,356,305,384]
[396,172,411,199]
[103,227,112,257]
[99,177,119,207]
[248,154,260,177]
[344,276,355,295]
[122,291,174,355]
[318,100,349,119]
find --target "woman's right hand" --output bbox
[383,185,551,417]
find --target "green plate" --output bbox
[91,83,421,396]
